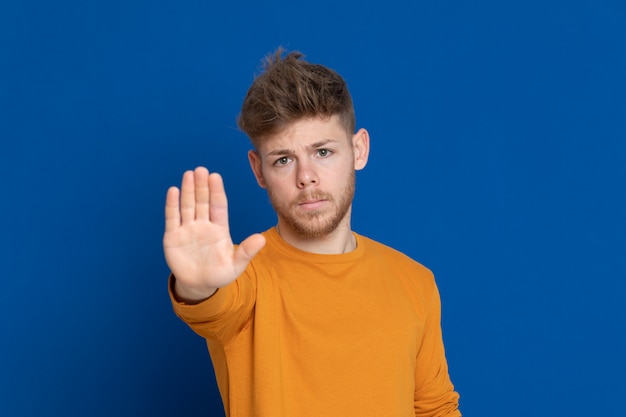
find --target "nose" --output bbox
[296,160,318,188]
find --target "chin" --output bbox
[281,212,345,239]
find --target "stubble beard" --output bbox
[268,170,356,239]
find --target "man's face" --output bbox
[249,115,368,239]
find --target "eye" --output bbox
[317,149,332,157]
[274,156,291,166]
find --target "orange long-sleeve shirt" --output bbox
[170,228,461,417]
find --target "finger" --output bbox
[164,186,181,232]
[234,233,266,270]
[208,173,229,226]
[179,170,195,224]
[194,167,210,221]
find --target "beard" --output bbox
[267,170,355,239]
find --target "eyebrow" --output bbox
[264,139,338,157]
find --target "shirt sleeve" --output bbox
[168,270,257,345]
[413,278,462,417]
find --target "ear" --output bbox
[248,150,267,188]
[352,128,370,171]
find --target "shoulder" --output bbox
[356,233,435,281]
[355,235,439,305]
[356,234,441,315]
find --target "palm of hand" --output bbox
[164,219,240,289]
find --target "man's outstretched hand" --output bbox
[163,167,266,303]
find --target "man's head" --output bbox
[237,48,356,149]
[241,48,369,244]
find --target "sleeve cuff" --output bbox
[168,274,236,322]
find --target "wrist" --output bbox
[171,276,217,305]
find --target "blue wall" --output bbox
[2,1,625,416]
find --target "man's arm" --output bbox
[413,281,461,417]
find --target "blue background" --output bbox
[1,0,625,416]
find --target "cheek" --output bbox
[333,163,354,182]
[264,175,294,201]
[263,170,291,191]
[263,162,295,180]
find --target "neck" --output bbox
[275,221,357,255]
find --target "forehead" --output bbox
[258,116,350,153]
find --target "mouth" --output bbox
[298,199,328,210]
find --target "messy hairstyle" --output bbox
[237,48,356,148]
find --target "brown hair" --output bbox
[237,48,355,147]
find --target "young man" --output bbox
[164,49,461,417]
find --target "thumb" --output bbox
[233,233,266,270]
